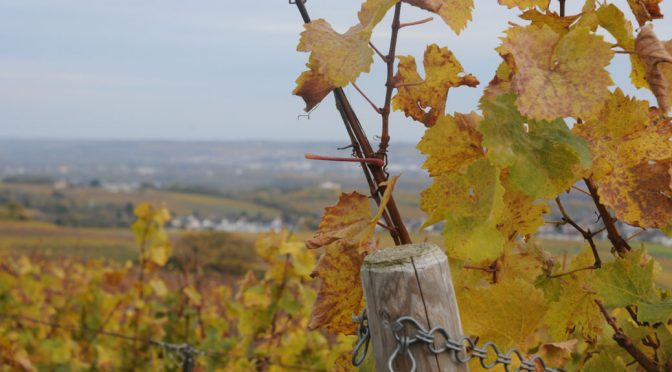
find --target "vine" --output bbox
[292,0,672,370]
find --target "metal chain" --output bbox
[353,313,558,372]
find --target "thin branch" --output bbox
[377,2,402,158]
[572,185,591,197]
[556,197,602,268]
[377,221,398,233]
[595,299,659,372]
[294,0,412,245]
[351,82,382,114]
[545,220,566,225]
[559,0,566,17]
[547,265,597,279]
[626,229,646,242]
[584,178,631,255]
[305,153,385,167]
[369,42,388,62]
[399,17,433,28]
[590,225,608,237]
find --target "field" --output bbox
[2,218,670,287]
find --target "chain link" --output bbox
[353,313,558,372]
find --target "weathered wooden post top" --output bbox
[361,243,468,372]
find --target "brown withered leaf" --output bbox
[635,24,672,113]
[307,179,399,334]
[308,240,367,334]
[627,0,664,26]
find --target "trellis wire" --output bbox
[353,312,558,372]
[0,313,205,371]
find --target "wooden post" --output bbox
[361,243,468,372]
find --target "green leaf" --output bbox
[638,300,672,323]
[478,93,592,199]
[593,248,658,308]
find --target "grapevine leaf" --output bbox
[421,159,506,261]
[402,0,473,34]
[499,188,550,240]
[544,248,603,340]
[574,89,672,228]
[416,112,483,176]
[393,44,479,127]
[297,20,372,88]
[638,300,672,323]
[593,248,658,308]
[293,0,397,111]
[635,25,672,113]
[499,24,613,120]
[535,340,578,368]
[458,278,548,350]
[582,352,627,372]
[626,0,664,27]
[305,192,375,253]
[546,282,603,340]
[499,0,549,11]
[596,4,635,50]
[307,182,399,334]
[308,240,366,334]
[595,4,649,90]
[519,10,580,34]
[478,94,591,199]
[293,69,335,112]
[131,202,172,267]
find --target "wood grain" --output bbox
[361,243,468,371]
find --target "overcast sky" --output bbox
[0,0,670,142]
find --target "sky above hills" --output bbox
[0,0,670,141]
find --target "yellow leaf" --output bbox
[458,278,548,350]
[519,9,580,34]
[308,241,366,334]
[574,89,672,228]
[149,277,168,297]
[403,0,473,34]
[421,159,507,261]
[535,340,578,369]
[370,175,399,224]
[306,183,400,334]
[499,188,549,241]
[293,0,397,110]
[416,112,483,176]
[148,241,172,267]
[298,20,372,88]
[184,286,202,306]
[499,0,549,10]
[393,44,479,127]
[305,192,375,253]
[499,24,613,120]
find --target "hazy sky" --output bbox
[0,1,670,142]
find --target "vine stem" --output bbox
[293,0,411,245]
[377,2,402,158]
[584,178,631,255]
[595,299,658,372]
[555,197,602,268]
